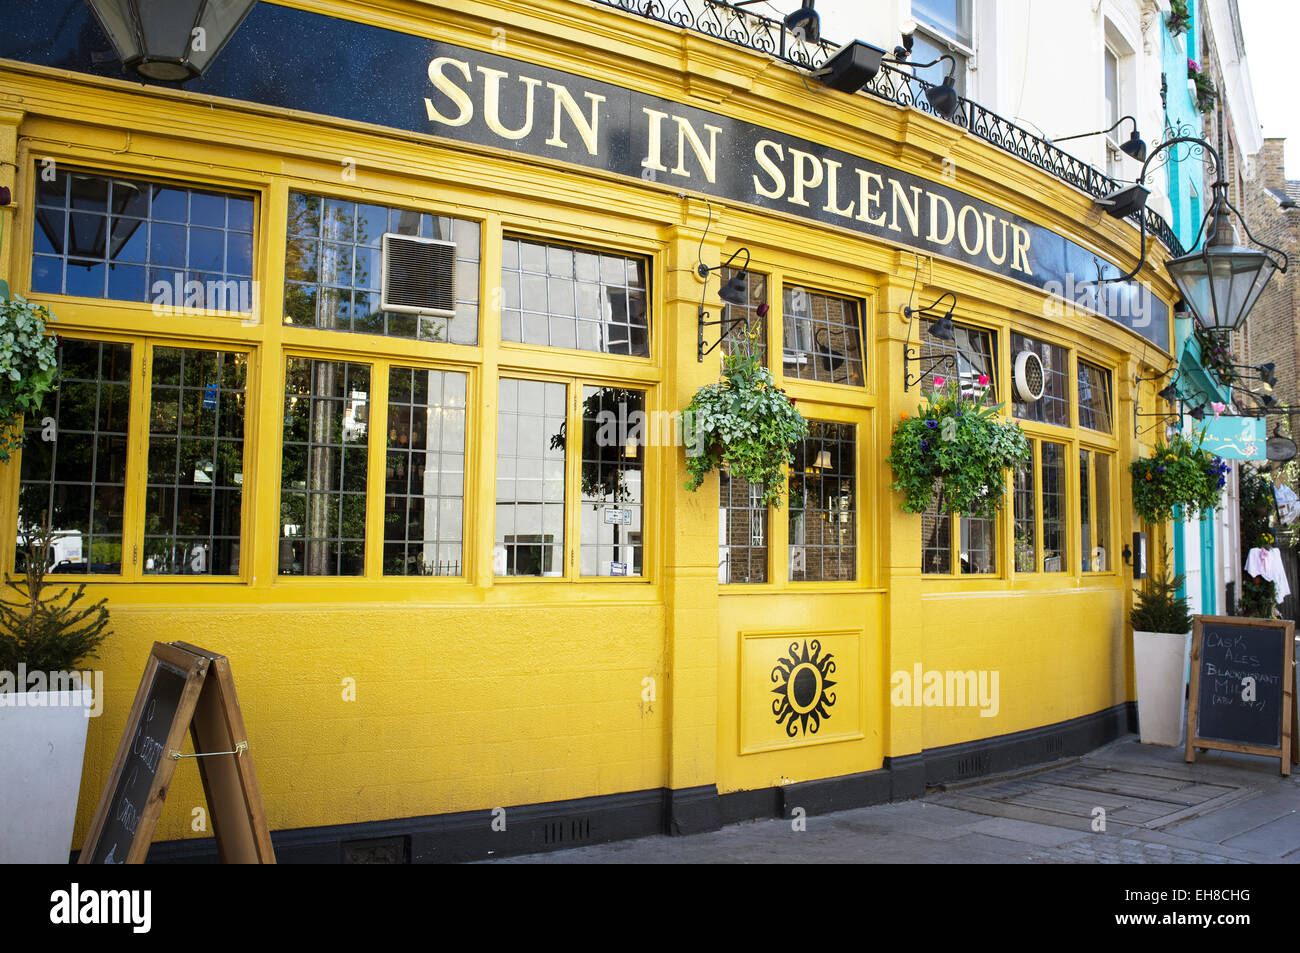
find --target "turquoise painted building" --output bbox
[1159,4,1230,613]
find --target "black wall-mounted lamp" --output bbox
[903,292,959,390]
[86,0,258,82]
[1056,115,1148,163]
[812,40,886,93]
[697,247,758,361]
[784,0,820,43]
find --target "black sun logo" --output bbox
[771,639,837,737]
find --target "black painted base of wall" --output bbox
[93,702,1134,864]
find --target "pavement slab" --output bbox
[479,735,1300,864]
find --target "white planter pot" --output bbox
[1133,630,1191,746]
[0,686,93,863]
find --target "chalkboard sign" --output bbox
[79,642,274,864]
[1186,615,1294,776]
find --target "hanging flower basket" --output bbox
[1167,0,1192,37]
[1196,328,1236,385]
[681,332,808,508]
[0,294,59,463]
[1130,430,1228,524]
[886,376,1030,520]
[1188,59,1219,114]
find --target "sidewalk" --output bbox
[482,735,1300,863]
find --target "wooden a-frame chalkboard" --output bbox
[1185,615,1294,777]
[78,642,274,864]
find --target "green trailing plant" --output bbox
[1130,553,1193,634]
[1130,429,1228,524]
[1239,466,1275,552]
[0,522,112,677]
[1196,329,1236,385]
[1167,0,1192,36]
[0,294,59,463]
[682,329,808,507]
[1238,573,1277,619]
[887,375,1030,520]
[1188,59,1218,114]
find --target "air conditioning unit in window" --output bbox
[380,233,457,317]
[1014,350,1046,403]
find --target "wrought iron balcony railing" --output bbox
[587,0,1185,257]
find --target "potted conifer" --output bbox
[0,523,112,863]
[1129,556,1192,746]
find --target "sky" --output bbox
[1236,0,1299,179]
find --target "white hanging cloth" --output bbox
[1274,484,1300,526]
[1245,546,1291,604]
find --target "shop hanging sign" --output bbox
[1198,417,1266,460]
[11,2,1168,349]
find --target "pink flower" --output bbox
[933,376,946,388]
[977,374,990,387]
[1211,401,1225,418]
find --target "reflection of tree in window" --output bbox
[577,387,644,576]
[279,359,369,576]
[143,347,246,575]
[284,191,480,343]
[16,340,132,574]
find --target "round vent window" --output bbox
[1014,351,1046,403]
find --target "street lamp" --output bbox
[85,0,259,82]
[1092,135,1288,332]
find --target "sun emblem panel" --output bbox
[740,629,863,754]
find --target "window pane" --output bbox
[30,167,254,310]
[789,421,855,581]
[1094,453,1112,572]
[920,320,996,399]
[501,237,649,358]
[285,191,480,344]
[1080,448,1093,572]
[383,368,467,576]
[143,347,246,575]
[580,386,644,577]
[16,340,132,574]
[782,287,865,386]
[279,359,370,576]
[495,379,566,576]
[1012,333,1069,426]
[1041,442,1067,572]
[1078,361,1113,433]
[718,269,767,365]
[922,483,951,574]
[1014,443,1037,572]
[913,0,972,45]
[961,516,995,574]
[720,470,768,583]
[908,30,968,98]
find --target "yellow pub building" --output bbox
[0,0,1183,860]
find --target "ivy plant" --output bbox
[0,294,58,463]
[1130,429,1228,524]
[886,375,1030,520]
[682,331,808,508]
